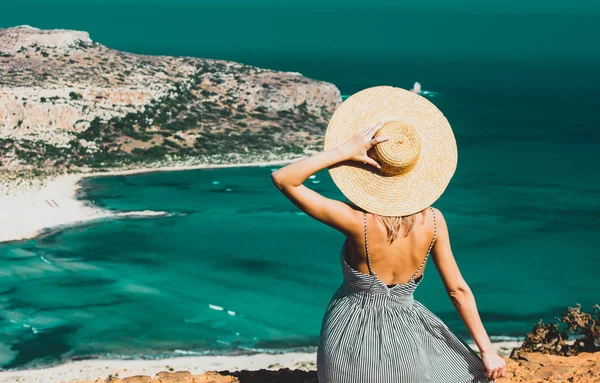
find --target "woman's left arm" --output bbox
[271,122,388,234]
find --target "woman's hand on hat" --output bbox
[338,122,390,169]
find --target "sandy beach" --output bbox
[0,173,112,243]
[0,159,297,244]
[0,352,317,383]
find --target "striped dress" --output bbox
[316,208,491,383]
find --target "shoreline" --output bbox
[80,158,299,179]
[0,352,317,383]
[0,341,522,383]
[0,159,297,244]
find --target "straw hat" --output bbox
[324,86,457,217]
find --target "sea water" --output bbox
[1,0,599,370]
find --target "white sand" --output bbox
[0,174,112,243]
[0,159,294,243]
[488,340,522,356]
[84,159,295,178]
[0,352,318,383]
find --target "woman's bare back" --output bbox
[343,207,436,286]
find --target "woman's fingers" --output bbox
[369,121,385,136]
[491,365,505,379]
[362,122,385,137]
[370,136,390,146]
[361,155,381,169]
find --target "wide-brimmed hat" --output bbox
[324,86,457,217]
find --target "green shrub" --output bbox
[69,92,83,100]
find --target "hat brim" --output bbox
[324,86,457,216]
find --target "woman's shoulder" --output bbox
[417,206,445,224]
[428,206,449,241]
[413,206,448,238]
[339,202,369,233]
[431,206,444,221]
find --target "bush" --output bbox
[511,304,600,357]
[69,92,83,100]
[162,139,180,148]
[131,146,169,161]
[78,117,104,140]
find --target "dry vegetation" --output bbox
[511,304,600,357]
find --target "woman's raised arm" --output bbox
[271,123,388,234]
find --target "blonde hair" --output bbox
[375,209,426,243]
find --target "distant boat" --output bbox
[410,82,437,97]
[342,84,436,101]
[410,82,422,94]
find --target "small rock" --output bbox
[152,371,193,383]
[523,352,553,365]
[534,365,555,379]
[122,375,152,383]
[191,371,238,383]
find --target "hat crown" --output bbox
[370,120,421,176]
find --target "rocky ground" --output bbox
[503,352,599,383]
[61,352,600,383]
[0,26,341,173]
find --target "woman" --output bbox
[271,86,506,382]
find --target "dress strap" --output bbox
[411,206,437,280]
[363,212,375,275]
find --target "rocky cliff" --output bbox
[0,26,341,171]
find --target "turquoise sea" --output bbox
[1,0,599,370]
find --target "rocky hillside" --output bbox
[0,26,341,171]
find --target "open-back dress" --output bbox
[316,208,491,383]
